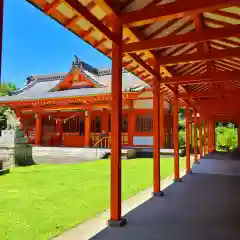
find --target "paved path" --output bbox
[54,170,186,240]
[90,152,240,240]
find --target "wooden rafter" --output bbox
[123,25,240,53]
[161,70,240,84]
[119,0,239,27]
[158,47,240,66]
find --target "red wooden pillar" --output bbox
[128,111,135,147]
[84,110,91,147]
[153,75,164,196]
[199,120,203,158]
[56,119,62,146]
[35,113,42,146]
[0,0,3,83]
[173,90,180,181]
[185,105,191,173]
[204,120,207,155]
[208,121,212,153]
[189,121,192,151]
[207,120,210,153]
[101,110,109,135]
[212,121,215,152]
[109,18,126,227]
[193,110,198,163]
[160,92,165,148]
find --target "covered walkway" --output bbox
[92,152,240,240]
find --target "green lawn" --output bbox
[0,158,185,240]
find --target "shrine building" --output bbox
[0,57,173,149]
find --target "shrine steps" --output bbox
[32,147,110,164]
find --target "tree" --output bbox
[0,83,17,130]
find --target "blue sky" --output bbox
[2,0,111,87]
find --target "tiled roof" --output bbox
[5,57,145,103]
[1,87,110,102]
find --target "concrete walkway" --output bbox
[91,152,240,240]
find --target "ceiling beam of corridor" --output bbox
[119,0,239,27]
[160,70,240,84]
[123,25,240,53]
[158,47,240,66]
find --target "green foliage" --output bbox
[216,126,237,151]
[0,158,185,239]
[0,83,16,96]
[0,83,17,130]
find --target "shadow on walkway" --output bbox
[92,152,240,240]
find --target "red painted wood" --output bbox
[123,25,239,53]
[160,92,165,148]
[157,47,240,66]
[199,120,203,157]
[173,91,179,180]
[35,114,42,146]
[120,0,237,27]
[204,120,207,155]
[185,106,190,173]
[194,110,198,163]
[110,18,123,222]
[84,111,91,147]
[153,78,161,193]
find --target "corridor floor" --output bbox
[92,152,240,240]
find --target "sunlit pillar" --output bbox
[152,68,164,196]
[160,92,165,148]
[204,120,207,155]
[84,110,91,147]
[35,113,42,146]
[56,119,62,146]
[193,110,199,163]
[173,88,180,182]
[109,18,126,227]
[185,105,191,173]
[101,109,109,135]
[199,120,203,158]
[208,120,213,153]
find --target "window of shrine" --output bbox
[136,114,153,132]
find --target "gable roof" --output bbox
[0,57,146,104]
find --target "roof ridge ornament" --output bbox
[72,55,83,69]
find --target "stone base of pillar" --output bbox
[152,191,164,197]
[186,170,192,174]
[174,178,182,183]
[108,218,127,227]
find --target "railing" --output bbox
[94,136,110,149]
[94,137,110,160]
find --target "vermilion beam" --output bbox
[120,0,238,27]
[64,0,117,43]
[123,25,239,53]
[158,47,240,66]
[160,70,240,85]
[179,89,240,99]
